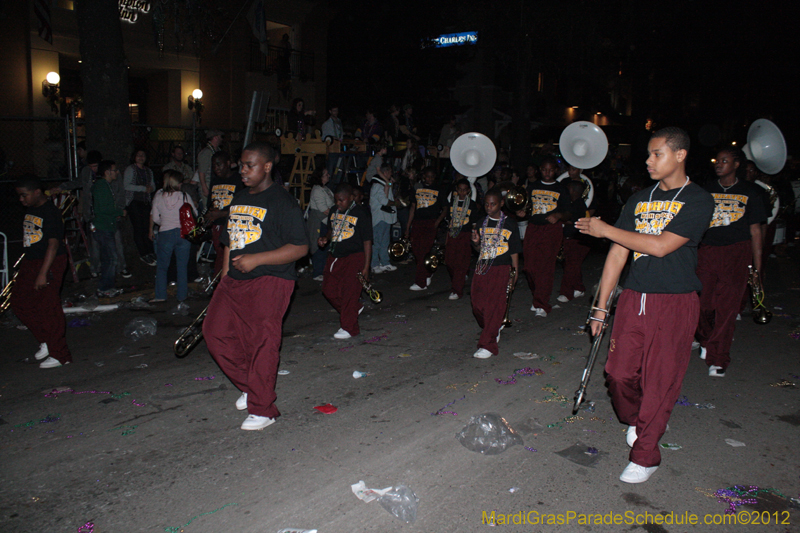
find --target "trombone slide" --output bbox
[572,283,615,414]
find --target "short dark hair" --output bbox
[16,175,42,193]
[308,167,326,187]
[172,145,185,153]
[717,146,747,179]
[353,185,364,195]
[421,166,436,176]
[77,141,86,151]
[484,187,504,202]
[455,178,470,188]
[335,183,353,196]
[652,127,690,153]
[379,162,392,173]
[130,148,148,164]
[98,160,116,177]
[212,151,231,164]
[86,150,102,165]
[540,155,559,169]
[242,141,276,163]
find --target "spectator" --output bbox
[287,98,315,141]
[307,168,335,280]
[369,163,398,273]
[123,148,156,266]
[197,130,224,199]
[320,106,344,142]
[92,160,126,296]
[163,145,194,183]
[356,109,384,144]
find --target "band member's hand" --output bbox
[512,272,518,286]
[361,266,370,281]
[545,213,560,224]
[231,254,258,273]
[404,231,410,239]
[589,312,604,336]
[34,273,49,290]
[575,217,609,238]
[317,237,328,248]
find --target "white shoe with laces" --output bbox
[532,307,547,318]
[333,328,352,340]
[35,343,49,361]
[708,365,726,377]
[39,357,65,369]
[236,392,248,411]
[240,414,275,431]
[372,265,385,274]
[473,348,493,359]
[619,462,658,483]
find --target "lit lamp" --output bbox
[188,88,204,172]
[42,71,61,114]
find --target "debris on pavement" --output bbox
[124,317,157,340]
[378,485,420,524]
[456,413,523,455]
[660,443,682,450]
[555,442,606,467]
[351,480,392,503]
[314,403,338,414]
[724,438,746,447]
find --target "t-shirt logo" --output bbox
[228,205,267,250]
[331,213,357,242]
[709,193,747,228]
[416,188,439,208]
[211,184,237,209]
[479,226,512,259]
[529,189,559,215]
[23,214,44,248]
[632,200,684,260]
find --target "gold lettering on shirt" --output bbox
[228,205,267,250]
[529,189,560,215]
[632,200,685,260]
[709,193,748,228]
[479,226,512,259]
[331,213,358,242]
[415,188,439,209]
[23,214,44,247]
[211,184,237,209]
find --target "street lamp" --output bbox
[42,71,61,114]
[188,88,204,172]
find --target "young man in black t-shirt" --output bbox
[12,177,71,369]
[203,142,308,431]
[576,127,715,484]
[405,167,445,290]
[319,183,373,339]
[557,181,591,302]
[205,151,243,275]
[445,178,479,300]
[696,147,766,377]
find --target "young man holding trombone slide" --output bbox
[575,127,714,484]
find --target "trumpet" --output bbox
[573,282,617,414]
[357,272,382,304]
[173,270,222,358]
[388,237,411,260]
[501,267,517,328]
[748,265,772,325]
[424,242,445,272]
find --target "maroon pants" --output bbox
[471,264,510,355]
[204,274,294,419]
[410,219,437,287]
[212,224,225,276]
[523,222,563,312]
[696,240,751,370]
[559,238,590,298]
[445,231,472,297]
[11,255,71,364]
[322,252,364,336]
[605,290,699,467]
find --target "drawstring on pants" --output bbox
[329,257,338,273]
[639,293,647,316]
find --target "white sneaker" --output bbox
[619,462,658,483]
[39,357,64,369]
[34,343,49,361]
[699,346,707,360]
[236,392,248,411]
[736,313,741,321]
[626,425,637,447]
[426,276,432,286]
[556,295,570,303]
[313,275,324,282]
[573,290,585,298]
[691,341,700,350]
[532,307,547,318]
[473,348,493,359]
[372,265,385,274]
[240,414,275,431]
[409,284,427,291]
[448,292,459,300]
[708,365,726,377]
[382,264,397,272]
[333,328,352,339]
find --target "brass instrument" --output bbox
[357,272,382,304]
[501,267,517,328]
[173,270,222,358]
[572,282,617,414]
[185,207,212,244]
[424,242,445,272]
[748,265,772,325]
[504,185,528,213]
[388,237,411,260]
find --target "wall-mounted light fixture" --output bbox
[42,71,61,113]
[188,89,204,119]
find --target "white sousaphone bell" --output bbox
[743,118,788,226]
[557,121,609,208]
[450,132,497,201]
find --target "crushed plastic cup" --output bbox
[123,317,157,340]
[353,371,368,379]
[456,413,524,455]
[378,485,419,524]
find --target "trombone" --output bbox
[501,267,517,328]
[572,282,617,414]
[357,272,382,304]
[173,270,222,358]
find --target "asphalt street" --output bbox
[1,248,799,533]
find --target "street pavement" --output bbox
[1,249,799,533]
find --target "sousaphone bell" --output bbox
[450,132,497,201]
[558,121,608,207]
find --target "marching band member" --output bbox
[319,183,373,340]
[405,167,445,291]
[203,142,308,431]
[695,147,766,377]
[517,156,570,317]
[12,177,71,369]
[205,152,243,276]
[557,181,591,303]
[471,188,521,359]
[445,178,479,300]
[576,127,714,483]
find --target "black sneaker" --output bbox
[120,269,132,278]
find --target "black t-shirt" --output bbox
[526,180,570,225]
[221,183,308,281]
[207,172,243,225]
[448,197,479,234]
[23,201,66,259]
[475,215,522,267]
[327,203,373,258]
[616,181,714,294]
[563,197,589,239]
[412,184,444,220]
[702,180,767,246]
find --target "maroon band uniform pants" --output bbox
[523,222,563,312]
[11,255,71,364]
[471,264,511,355]
[410,219,437,287]
[204,274,294,419]
[322,252,364,336]
[559,237,590,299]
[605,290,699,467]
[445,231,472,297]
[696,240,751,370]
